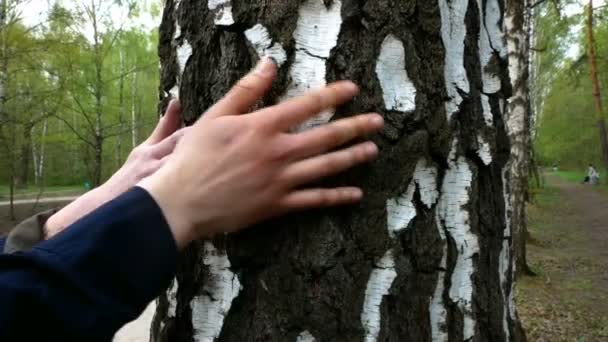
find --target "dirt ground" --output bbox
[518,175,608,341]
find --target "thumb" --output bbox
[204,57,277,119]
[147,99,183,145]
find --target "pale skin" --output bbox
[44,101,189,238]
[47,57,384,249]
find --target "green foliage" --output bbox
[534,1,608,171]
[0,0,162,188]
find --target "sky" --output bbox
[563,0,606,58]
[20,0,159,40]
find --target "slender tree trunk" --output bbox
[152,1,525,341]
[117,48,126,167]
[36,119,48,185]
[0,0,14,220]
[18,122,34,188]
[131,71,138,148]
[505,0,534,277]
[587,0,608,171]
[92,0,104,187]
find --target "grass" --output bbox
[552,170,586,183]
[0,185,85,200]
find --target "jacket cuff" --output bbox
[3,209,58,254]
[34,187,178,309]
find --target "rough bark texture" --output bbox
[504,0,533,277]
[153,0,524,341]
[586,0,608,171]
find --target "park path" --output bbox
[518,175,608,341]
[0,196,78,207]
[550,176,608,295]
[548,176,608,316]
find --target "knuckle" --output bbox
[235,74,264,93]
[326,126,346,145]
[268,144,291,162]
[354,145,369,162]
[324,154,344,174]
[319,191,333,206]
[307,92,325,113]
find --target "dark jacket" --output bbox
[0,187,177,341]
[3,208,57,254]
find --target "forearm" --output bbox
[0,187,178,340]
[45,183,123,239]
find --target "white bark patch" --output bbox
[244,24,287,66]
[168,85,180,99]
[437,143,479,341]
[296,331,317,342]
[386,182,417,238]
[485,0,507,59]
[477,0,501,94]
[208,0,234,26]
[439,0,470,120]
[167,278,179,318]
[177,39,193,77]
[282,0,343,132]
[481,95,493,126]
[191,242,242,342]
[476,135,493,166]
[413,159,439,208]
[361,250,398,342]
[375,34,417,112]
[498,239,511,340]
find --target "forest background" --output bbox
[0,0,606,195]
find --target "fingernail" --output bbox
[352,188,364,199]
[344,81,358,93]
[365,142,379,156]
[371,114,384,127]
[255,57,276,77]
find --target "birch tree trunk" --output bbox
[131,71,138,149]
[586,0,608,171]
[152,1,525,341]
[505,0,533,276]
[18,122,33,188]
[118,48,126,167]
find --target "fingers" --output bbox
[147,100,183,145]
[256,81,359,132]
[204,57,277,119]
[280,141,378,186]
[149,127,190,158]
[279,187,363,210]
[289,114,383,160]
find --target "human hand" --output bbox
[44,101,188,239]
[139,58,384,249]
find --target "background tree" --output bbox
[505,0,535,276]
[0,0,163,222]
[534,0,608,169]
[586,0,607,170]
[151,1,525,341]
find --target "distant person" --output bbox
[0,59,385,340]
[584,164,600,185]
[552,163,559,172]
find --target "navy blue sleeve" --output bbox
[0,187,178,341]
[0,238,5,253]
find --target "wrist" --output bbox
[137,175,196,250]
[44,187,106,239]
